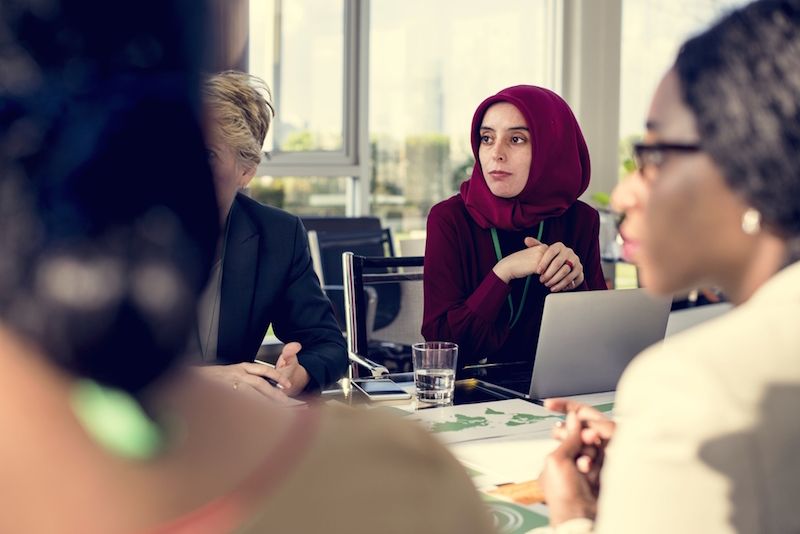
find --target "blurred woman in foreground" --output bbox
[537,1,800,532]
[0,2,493,532]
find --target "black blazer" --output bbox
[217,193,348,390]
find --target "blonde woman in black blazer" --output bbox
[196,71,346,398]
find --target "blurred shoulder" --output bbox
[313,404,456,462]
[615,301,786,421]
[306,405,482,495]
[254,405,495,533]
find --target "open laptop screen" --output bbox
[529,288,671,400]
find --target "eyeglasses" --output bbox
[632,142,702,173]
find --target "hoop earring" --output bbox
[741,208,761,235]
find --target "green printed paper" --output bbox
[431,414,490,432]
[593,402,614,413]
[505,412,556,427]
[483,495,549,533]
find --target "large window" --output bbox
[249,0,358,216]
[249,1,753,224]
[618,0,749,175]
[248,176,349,216]
[369,0,558,233]
[248,0,558,224]
[250,0,346,155]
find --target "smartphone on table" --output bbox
[351,378,411,401]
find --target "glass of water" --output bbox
[412,342,458,405]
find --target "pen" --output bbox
[254,360,285,390]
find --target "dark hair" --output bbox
[0,0,218,394]
[675,0,800,239]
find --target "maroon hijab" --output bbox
[460,85,590,231]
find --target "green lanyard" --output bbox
[490,221,544,329]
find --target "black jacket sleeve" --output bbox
[270,217,348,390]
[216,194,348,391]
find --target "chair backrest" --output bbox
[397,236,426,257]
[303,216,389,284]
[304,217,396,330]
[343,253,424,378]
[302,216,384,235]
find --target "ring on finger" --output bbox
[564,259,575,271]
[233,381,239,390]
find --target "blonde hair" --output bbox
[203,70,275,170]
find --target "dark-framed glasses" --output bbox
[632,141,702,172]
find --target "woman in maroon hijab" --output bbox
[422,85,606,374]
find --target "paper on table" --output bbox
[451,431,558,485]
[482,494,550,532]
[555,391,614,408]
[458,440,553,531]
[406,399,562,444]
[548,391,616,417]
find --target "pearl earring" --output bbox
[741,208,761,235]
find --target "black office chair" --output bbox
[341,253,525,405]
[342,252,424,378]
[304,218,399,331]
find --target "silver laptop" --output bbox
[528,288,671,400]
[665,302,732,337]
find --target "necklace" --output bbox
[490,221,544,329]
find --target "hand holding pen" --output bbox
[254,360,286,390]
[196,361,291,404]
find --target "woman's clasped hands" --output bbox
[492,237,584,291]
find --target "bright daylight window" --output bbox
[249,176,349,217]
[618,0,751,177]
[370,0,558,234]
[248,0,558,224]
[612,0,749,289]
[250,0,344,154]
[249,0,349,214]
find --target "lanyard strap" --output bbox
[490,221,544,329]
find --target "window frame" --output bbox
[255,2,362,166]
[251,0,624,217]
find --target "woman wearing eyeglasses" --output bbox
[537,1,800,532]
[422,85,606,375]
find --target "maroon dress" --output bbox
[422,195,606,369]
